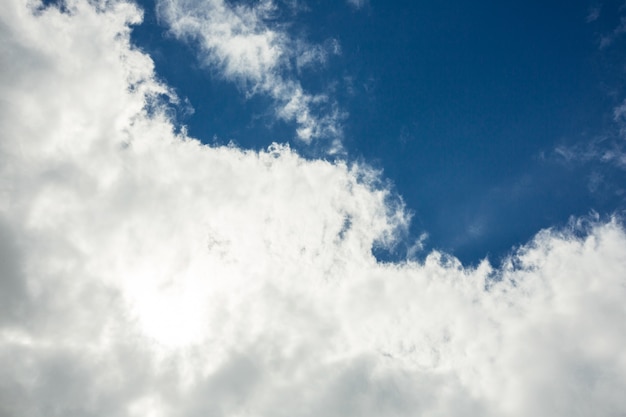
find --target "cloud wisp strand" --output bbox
[157,0,344,146]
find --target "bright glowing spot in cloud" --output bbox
[1,0,626,416]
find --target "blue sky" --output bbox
[2,0,626,415]
[129,0,626,263]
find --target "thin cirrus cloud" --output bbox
[1,0,626,416]
[553,98,626,172]
[346,0,368,9]
[551,6,626,193]
[156,0,344,147]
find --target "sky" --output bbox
[1,0,626,416]
[128,0,626,263]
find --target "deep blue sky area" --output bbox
[130,0,626,264]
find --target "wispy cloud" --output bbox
[554,0,626,174]
[1,0,626,416]
[554,98,626,171]
[586,4,601,23]
[599,15,626,48]
[156,0,344,147]
[346,0,368,10]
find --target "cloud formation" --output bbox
[156,0,344,146]
[1,0,626,416]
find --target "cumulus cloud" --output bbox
[156,0,344,146]
[1,0,626,416]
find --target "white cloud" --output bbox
[2,0,626,416]
[156,0,344,145]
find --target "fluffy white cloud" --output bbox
[1,0,626,416]
[156,0,344,145]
